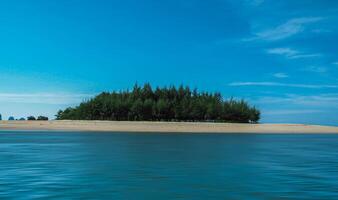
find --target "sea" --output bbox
[0,131,337,199]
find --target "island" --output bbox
[1,84,337,133]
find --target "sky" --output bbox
[0,0,337,125]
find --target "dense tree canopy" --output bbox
[56,84,260,123]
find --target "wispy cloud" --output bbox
[266,48,298,57]
[229,82,338,89]
[266,47,322,59]
[0,93,93,105]
[264,109,323,115]
[333,62,338,66]
[255,94,338,123]
[256,94,338,107]
[251,17,324,41]
[302,66,327,73]
[273,73,288,78]
[288,53,322,59]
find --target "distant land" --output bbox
[1,121,338,134]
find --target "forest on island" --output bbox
[56,84,260,123]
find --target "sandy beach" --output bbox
[0,120,337,133]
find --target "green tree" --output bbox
[55,83,260,123]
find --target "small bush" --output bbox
[37,116,49,121]
[27,116,36,120]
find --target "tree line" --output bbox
[56,83,260,123]
[6,116,49,121]
[27,116,49,121]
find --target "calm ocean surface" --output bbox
[0,131,338,199]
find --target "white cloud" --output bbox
[302,66,327,73]
[288,53,322,59]
[264,109,323,115]
[273,73,288,78]
[255,94,338,107]
[266,47,322,59]
[266,48,298,57]
[0,93,93,105]
[229,82,338,89]
[254,94,338,124]
[253,17,324,41]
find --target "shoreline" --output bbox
[0,120,338,133]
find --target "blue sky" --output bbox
[0,0,337,125]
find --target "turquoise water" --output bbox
[1,131,338,199]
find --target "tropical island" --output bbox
[55,83,260,123]
[1,84,337,133]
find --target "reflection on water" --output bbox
[0,131,338,199]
